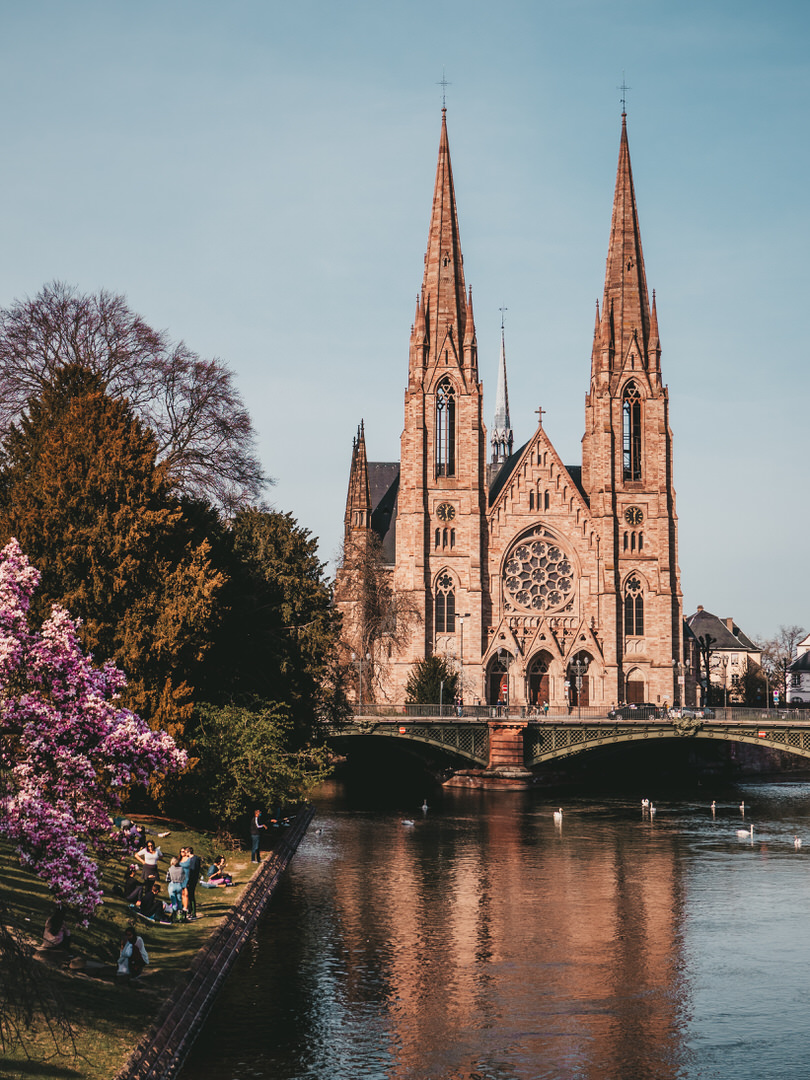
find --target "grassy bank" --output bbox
[0,818,259,1080]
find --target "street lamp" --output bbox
[672,658,688,707]
[350,650,370,709]
[570,653,591,720]
[455,613,471,710]
[720,655,729,710]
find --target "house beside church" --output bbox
[788,633,810,704]
[336,107,691,711]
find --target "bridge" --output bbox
[326,705,810,783]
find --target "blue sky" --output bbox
[0,1,806,640]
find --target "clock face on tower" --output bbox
[436,502,456,522]
[624,505,644,527]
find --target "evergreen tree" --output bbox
[405,656,458,706]
[0,365,223,745]
[199,508,344,736]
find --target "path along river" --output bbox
[181,776,810,1080]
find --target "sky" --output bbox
[0,0,806,641]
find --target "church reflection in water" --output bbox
[311,793,688,1080]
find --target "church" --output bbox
[337,107,687,711]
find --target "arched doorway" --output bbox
[528,651,553,707]
[567,651,592,707]
[487,651,512,707]
[626,668,645,704]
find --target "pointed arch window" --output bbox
[624,575,644,637]
[435,572,456,634]
[436,378,456,477]
[622,382,642,482]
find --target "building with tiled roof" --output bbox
[787,633,810,704]
[685,606,761,704]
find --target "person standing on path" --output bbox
[184,845,202,917]
[250,809,267,862]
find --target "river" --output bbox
[181,776,810,1080]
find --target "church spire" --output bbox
[343,421,371,542]
[416,108,470,376]
[596,113,652,378]
[491,313,513,463]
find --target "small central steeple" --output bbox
[491,313,513,464]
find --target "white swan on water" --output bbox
[736,824,753,839]
[553,808,563,825]
[794,836,802,849]
[402,819,415,827]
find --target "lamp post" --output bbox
[720,655,729,710]
[570,654,590,720]
[455,612,471,711]
[672,658,686,707]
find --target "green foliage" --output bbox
[200,508,345,734]
[189,702,332,825]
[0,365,224,746]
[405,655,458,705]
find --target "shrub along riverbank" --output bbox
[0,817,259,1080]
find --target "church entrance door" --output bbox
[487,653,512,709]
[528,651,552,707]
[626,670,645,704]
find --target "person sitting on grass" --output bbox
[117,925,148,980]
[113,863,141,902]
[200,856,235,887]
[132,876,170,923]
[42,907,71,950]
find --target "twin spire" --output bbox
[409,109,477,379]
[592,113,660,386]
[354,107,656,508]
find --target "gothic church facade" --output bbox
[338,109,686,710]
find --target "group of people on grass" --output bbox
[41,811,280,982]
[120,842,235,925]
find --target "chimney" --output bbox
[725,618,734,632]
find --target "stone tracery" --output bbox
[503,527,576,614]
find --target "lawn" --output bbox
[0,817,257,1080]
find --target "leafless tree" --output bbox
[756,624,807,704]
[335,533,420,703]
[0,282,268,511]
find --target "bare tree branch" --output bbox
[0,283,269,511]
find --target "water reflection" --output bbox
[182,780,810,1080]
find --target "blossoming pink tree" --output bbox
[0,538,187,922]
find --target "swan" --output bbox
[794,836,802,849]
[401,819,415,827]
[421,800,429,813]
[710,801,716,813]
[649,804,656,817]
[736,824,753,839]
[740,801,746,814]
[641,798,650,809]
[553,808,563,825]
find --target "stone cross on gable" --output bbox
[535,405,546,428]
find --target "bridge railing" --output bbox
[335,704,810,725]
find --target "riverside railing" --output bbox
[337,704,810,725]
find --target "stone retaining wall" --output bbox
[113,806,315,1080]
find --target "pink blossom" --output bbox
[0,539,187,922]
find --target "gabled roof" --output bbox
[789,651,810,674]
[685,608,758,652]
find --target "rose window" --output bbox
[502,530,575,613]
